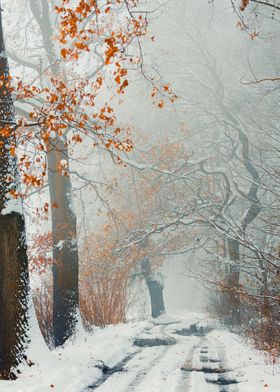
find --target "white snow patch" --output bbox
[56,240,65,251]
[59,159,68,168]
[1,198,23,215]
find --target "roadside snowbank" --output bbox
[0,319,149,392]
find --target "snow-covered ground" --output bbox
[0,312,279,392]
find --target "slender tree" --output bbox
[29,0,79,347]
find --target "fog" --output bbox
[0,1,280,384]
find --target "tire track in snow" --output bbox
[120,323,201,392]
[206,336,239,392]
[92,323,175,392]
[82,322,175,392]
[181,335,239,392]
[91,346,168,391]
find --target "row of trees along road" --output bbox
[143,0,280,354]
[0,0,176,379]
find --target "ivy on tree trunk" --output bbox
[0,3,29,379]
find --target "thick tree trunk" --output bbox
[0,215,29,379]
[0,5,29,379]
[47,138,79,347]
[226,238,241,327]
[146,279,165,318]
[141,258,165,318]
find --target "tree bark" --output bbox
[28,0,80,346]
[0,5,29,379]
[0,215,29,379]
[47,137,79,347]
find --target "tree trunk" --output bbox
[259,259,270,317]
[0,215,29,379]
[47,137,79,347]
[146,279,165,318]
[141,258,165,318]
[28,0,80,346]
[226,238,241,327]
[0,5,29,379]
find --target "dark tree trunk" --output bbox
[146,279,165,318]
[0,5,29,379]
[47,138,79,347]
[226,238,241,327]
[28,1,80,346]
[141,258,165,318]
[0,215,29,379]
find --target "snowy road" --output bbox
[5,312,276,392]
[83,316,239,392]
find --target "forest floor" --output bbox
[0,312,279,392]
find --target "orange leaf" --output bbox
[115,75,121,85]
[61,48,68,58]
[10,146,16,157]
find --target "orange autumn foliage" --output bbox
[0,1,178,200]
[28,232,53,274]
[79,225,139,327]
